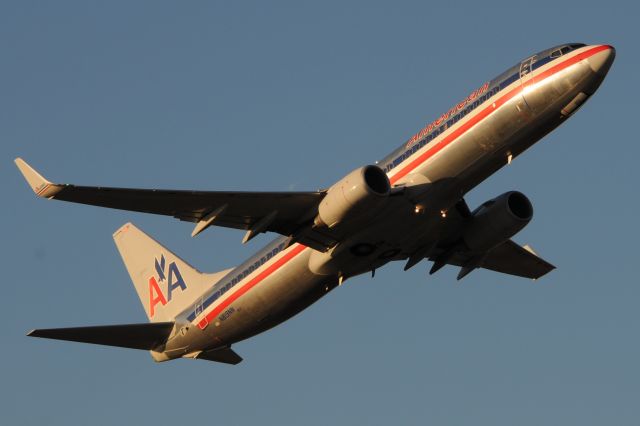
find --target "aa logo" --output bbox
[148,255,187,317]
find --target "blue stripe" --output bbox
[186,240,288,322]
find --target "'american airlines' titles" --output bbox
[406,82,490,149]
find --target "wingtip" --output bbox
[14,158,60,198]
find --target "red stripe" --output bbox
[530,44,610,87]
[389,45,610,185]
[198,243,307,329]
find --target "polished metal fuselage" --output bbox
[166,45,614,357]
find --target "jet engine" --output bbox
[463,191,533,251]
[314,165,390,228]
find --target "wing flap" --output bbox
[27,322,175,350]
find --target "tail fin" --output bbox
[113,223,231,322]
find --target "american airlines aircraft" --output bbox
[17,43,615,364]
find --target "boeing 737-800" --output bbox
[16,43,615,364]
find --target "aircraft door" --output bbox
[510,56,536,127]
[520,54,547,114]
[519,56,535,83]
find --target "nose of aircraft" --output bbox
[588,45,616,76]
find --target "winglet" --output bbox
[14,158,62,198]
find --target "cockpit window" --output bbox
[551,43,586,59]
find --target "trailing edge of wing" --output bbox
[14,158,325,240]
[27,322,175,350]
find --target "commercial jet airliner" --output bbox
[17,43,615,364]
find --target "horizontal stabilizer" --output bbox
[195,346,243,365]
[27,322,175,350]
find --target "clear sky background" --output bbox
[2,1,638,425]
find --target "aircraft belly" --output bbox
[199,247,332,346]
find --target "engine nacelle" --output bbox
[315,165,390,228]
[463,191,533,251]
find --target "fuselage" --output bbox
[165,44,615,358]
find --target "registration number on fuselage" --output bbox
[218,307,236,322]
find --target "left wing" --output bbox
[15,158,324,242]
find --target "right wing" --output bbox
[15,158,325,242]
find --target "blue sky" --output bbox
[2,2,638,425]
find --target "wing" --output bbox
[15,158,324,241]
[447,240,555,280]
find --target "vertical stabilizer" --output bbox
[113,223,232,322]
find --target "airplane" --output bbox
[16,43,615,365]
